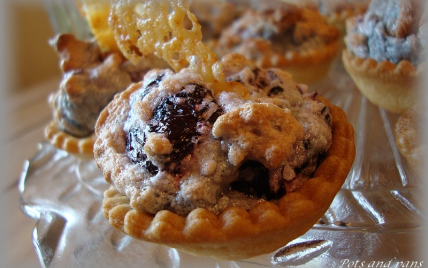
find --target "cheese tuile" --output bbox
[109,0,247,96]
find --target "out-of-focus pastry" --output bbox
[343,0,426,114]
[80,0,119,53]
[282,0,369,39]
[188,0,247,42]
[395,103,426,175]
[214,0,340,85]
[45,34,167,157]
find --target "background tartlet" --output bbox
[342,0,426,114]
[282,0,369,43]
[45,34,167,157]
[214,0,340,85]
[342,49,423,114]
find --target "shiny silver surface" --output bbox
[19,60,425,267]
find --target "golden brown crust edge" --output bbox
[342,49,423,114]
[45,121,95,158]
[99,90,355,260]
[260,41,339,85]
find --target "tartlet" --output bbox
[342,0,426,114]
[283,0,369,40]
[95,54,356,260]
[214,0,340,85]
[92,0,356,260]
[45,34,167,157]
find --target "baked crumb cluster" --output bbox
[215,0,339,66]
[95,54,333,216]
[48,34,167,138]
[345,0,426,65]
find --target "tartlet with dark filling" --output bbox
[95,54,355,260]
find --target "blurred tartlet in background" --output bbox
[282,0,369,40]
[214,0,340,85]
[342,0,426,114]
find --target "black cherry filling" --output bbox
[125,78,331,202]
[126,83,223,177]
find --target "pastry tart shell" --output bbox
[258,41,339,85]
[342,49,423,114]
[45,121,95,158]
[325,7,367,36]
[100,93,356,260]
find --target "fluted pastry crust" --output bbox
[45,121,95,158]
[342,49,423,114]
[100,95,355,260]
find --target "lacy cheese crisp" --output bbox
[109,0,248,96]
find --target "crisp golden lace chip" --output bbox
[80,0,119,53]
[109,0,248,96]
[110,1,218,79]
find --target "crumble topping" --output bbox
[212,102,304,168]
[344,0,426,65]
[98,54,333,216]
[215,0,339,61]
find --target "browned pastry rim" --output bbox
[45,121,95,158]
[342,49,423,114]
[257,40,339,85]
[325,5,367,25]
[325,7,367,49]
[258,39,339,68]
[99,88,355,260]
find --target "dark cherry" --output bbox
[127,127,159,175]
[230,161,284,200]
[126,83,223,177]
[268,86,284,96]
